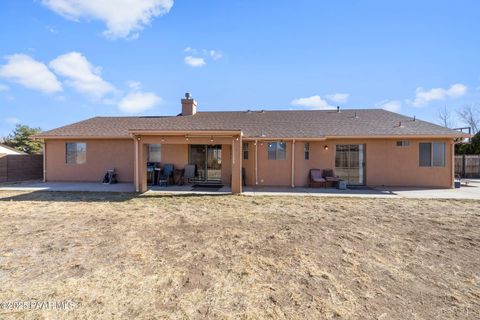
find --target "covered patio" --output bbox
[131,130,243,194]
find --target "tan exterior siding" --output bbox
[254,138,454,188]
[242,142,255,185]
[44,137,455,189]
[256,141,293,186]
[161,144,188,168]
[45,139,134,182]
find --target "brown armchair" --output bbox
[309,169,326,188]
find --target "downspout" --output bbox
[255,139,258,185]
[134,136,139,192]
[451,139,455,188]
[43,141,46,182]
[291,140,295,188]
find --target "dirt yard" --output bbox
[0,191,479,319]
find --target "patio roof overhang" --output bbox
[129,129,243,137]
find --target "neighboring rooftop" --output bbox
[0,143,26,154]
[38,109,463,139]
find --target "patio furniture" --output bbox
[242,167,246,186]
[309,169,326,188]
[183,164,197,184]
[173,169,184,185]
[146,162,156,185]
[322,169,341,188]
[157,164,174,186]
[102,168,117,184]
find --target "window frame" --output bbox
[148,144,162,163]
[304,143,310,160]
[419,142,446,168]
[243,142,249,160]
[65,142,87,165]
[396,140,410,147]
[267,141,287,160]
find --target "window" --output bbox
[243,143,249,160]
[396,140,410,147]
[267,142,286,160]
[304,143,310,160]
[148,144,161,163]
[419,142,445,167]
[66,142,86,164]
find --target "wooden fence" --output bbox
[455,155,480,178]
[0,154,43,183]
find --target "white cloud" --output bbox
[291,95,334,110]
[377,100,401,112]
[0,83,9,91]
[409,83,467,107]
[184,56,206,67]
[46,26,58,34]
[118,91,161,113]
[127,81,142,91]
[209,50,223,60]
[41,0,174,39]
[49,52,115,98]
[5,117,20,125]
[0,54,62,93]
[326,93,349,103]
[183,48,222,66]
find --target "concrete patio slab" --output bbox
[0,181,135,192]
[243,179,480,200]
[0,180,479,199]
[146,185,232,195]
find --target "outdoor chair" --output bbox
[322,169,341,187]
[146,162,156,185]
[157,164,174,186]
[182,164,197,184]
[102,168,118,184]
[309,169,326,188]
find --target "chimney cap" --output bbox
[185,92,192,99]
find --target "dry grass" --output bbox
[0,191,479,319]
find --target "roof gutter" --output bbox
[33,135,132,140]
[129,129,243,136]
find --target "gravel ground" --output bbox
[0,191,479,319]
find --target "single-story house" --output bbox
[0,143,26,155]
[36,94,467,193]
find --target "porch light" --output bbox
[210,136,214,142]
[324,145,329,150]
[185,136,189,141]
[161,137,165,142]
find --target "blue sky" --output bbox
[0,0,479,136]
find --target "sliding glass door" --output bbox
[189,145,222,181]
[335,144,365,185]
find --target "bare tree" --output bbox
[438,105,454,128]
[457,105,480,133]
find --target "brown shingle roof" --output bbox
[38,109,464,139]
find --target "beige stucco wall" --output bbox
[161,144,188,168]
[246,138,454,188]
[242,142,255,185]
[45,139,134,182]
[44,137,454,189]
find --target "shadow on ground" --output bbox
[0,190,230,203]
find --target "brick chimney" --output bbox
[181,92,197,116]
